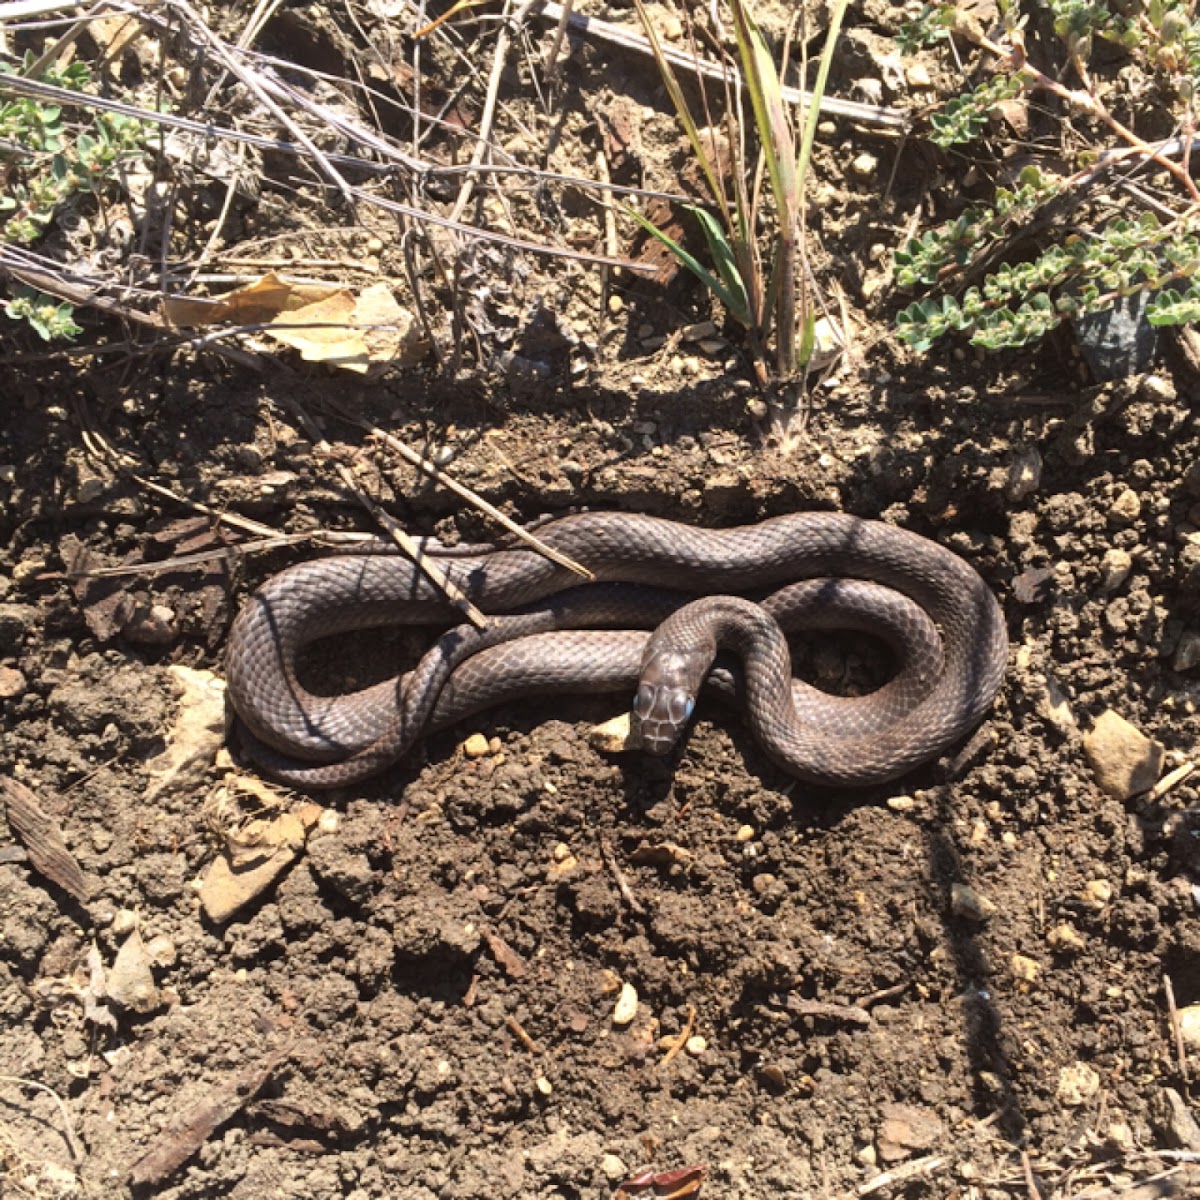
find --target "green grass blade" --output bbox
[622,203,752,326]
[684,203,751,322]
[729,0,796,224]
[796,0,850,198]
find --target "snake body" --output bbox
[225,512,1008,789]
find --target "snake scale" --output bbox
[224,512,1008,790]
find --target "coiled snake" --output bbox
[224,512,1008,790]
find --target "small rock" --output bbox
[685,1035,707,1056]
[1083,710,1165,798]
[1175,630,1200,672]
[1082,878,1113,907]
[887,794,917,812]
[856,1143,878,1167]
[1037,674,1077,734]
[1010,954,1040,983]
[534,1075,553,1096]
[876,1102,945,1163]
[590,712,633,753]
[758,1064,787,1088]
[1109,488,1142,526]
[904,62,932,88]
[600,1155,627,1182]
[121,603,178,645]
[1157,1087,1200,1150]
[144,934,177,968]
[1099,548,1133,593]
[1006,447,1043,501]
[1057,1061,1101,1106]
[735,825,755,843]
[849,152,878,179]
[1048,923,1085,951]
[1178,1005,1200,1051]
[107,932,161,1013]
[612,982,638,1026]
[682,320,717,341]
[951,883,996,921]
[0,665,26,698]
[462,733,490,758]
[111,908,138,936]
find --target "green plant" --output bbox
[4,284,83,340]
[892,0,1200,355]
[1,52,149,339]
[630,0,848,383]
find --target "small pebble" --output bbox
[535,1075,553,1096]
[612,982,638,1026]
[0,666,26,699]
[1057,1061,1100,1106]
[1109,488,1142,526]
[685,1035,707,1056]
[1082,878,1113,907]
[111,909,138,936]
[1178,1005,1200,1051]
[735,825,755,843]
[1010,953,1040,983]
[1048,923,1085,951]
[887,795,917,812]
[462,733,490,758]
[951,883,996,922]
[849,152,878,179]
[600,1155,627,1182]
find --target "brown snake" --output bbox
[224,512,1008,789]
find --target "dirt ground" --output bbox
[4,1,1200,1198]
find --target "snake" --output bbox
[224,512,1008,790]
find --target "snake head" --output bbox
[632,647,700,755]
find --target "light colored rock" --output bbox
[1037,673,1077,734]
[1057,1061,1101,1106]
[1099,548,1133,593]
[1178,1005,1200,1051]
[612,982,638,1026]
[600,1155,627,1182]
[685,1035,707,1056]
[1083,710,1164,798]
[462,732,490,758]
[1011,954,1040,983]
[1109,488,1142,525]
[876,1102,944,1163]
[107,932,161,1013]
[1157,1087,1200,1150]
[590,712,633,753]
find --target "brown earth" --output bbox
[3,2,1200,1199]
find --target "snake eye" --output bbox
[683,697,695,721]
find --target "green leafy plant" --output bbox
[893,0,1200,355]
[1,52,149,339]
[4,284,83,340]
[630,0,848,383]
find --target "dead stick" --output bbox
[1165,973,1191,1082]
[506,1015,540,1054]
[366,427,593,579]
[659,1005,695,1068]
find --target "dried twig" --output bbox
[365,426,593,580]
[506,1015,540,1054]
[659,1005,695,1068]
[599,839,645,915]
[1165,974,1191,1083]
